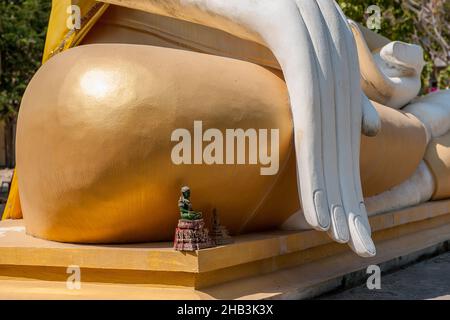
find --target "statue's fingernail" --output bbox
[354,216,376,256]
[314,190,330,229]
[332,206,349,242]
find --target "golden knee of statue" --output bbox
[8,3,450,249]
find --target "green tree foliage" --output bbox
[0,0,51,121]
[338,0,449,90]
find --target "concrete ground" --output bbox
[321,251,450,300]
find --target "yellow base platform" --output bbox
[1,200,450,299]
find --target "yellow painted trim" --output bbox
[1,200,450,290]
[72,3,110,48]
[1,202,450,296]
[43,1,109,63]
[2,172,21,220]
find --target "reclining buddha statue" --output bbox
[6,0,450,258]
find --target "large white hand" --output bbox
[102,0,376,257]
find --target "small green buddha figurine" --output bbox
[178,186,202,220]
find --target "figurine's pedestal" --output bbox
[1,200,450,299]
[173,219,213,251]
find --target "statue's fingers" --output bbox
[258,2,331,231]
[362,94,381,137]
[348,213,377,257]
[317,0,363,243]
[330,3,376,253]
[297,0,348,242]
[337,4,373,234]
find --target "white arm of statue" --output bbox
[403,90,450,141]
[350,21,425,109]
[102,0,376,257]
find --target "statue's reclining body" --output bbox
[15,1,450,257]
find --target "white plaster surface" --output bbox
[404,90,450,140]
[365,162,435,216]
[350,21,424,109]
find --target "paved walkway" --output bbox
[321,252,450,300]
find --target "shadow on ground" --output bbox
[319,252,450,300]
